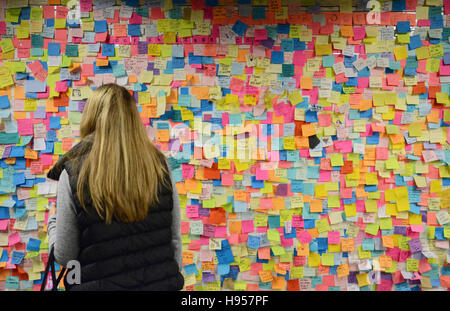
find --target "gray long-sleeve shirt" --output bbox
[47,168,183,271]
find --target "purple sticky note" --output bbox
[33,106,47,119]
[394,226,407,235]
[444,53,450,65]
[276,184,288,196]
[408,238,422,253]
[198,206,210,217]
[138,41,148,54]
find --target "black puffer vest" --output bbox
[47,140,184,291]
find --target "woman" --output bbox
[46,84,184,291]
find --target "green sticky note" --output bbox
[365,223,380,236]
[202,198,215,208]
[330,154,344,166]
[271,245,286,256]
[379,217,393,230]
[267,229,280,242]
[321,253,334,266]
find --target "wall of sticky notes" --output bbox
[0,0,449,291]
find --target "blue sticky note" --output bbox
[27,238,41,251]
[10,251,25,265]
[47,42,60,56]
[0,95,10,109]
[291,180,303,193]
[397,21,410,33]
[232,20,248,36]
[271,51,284,64]
[305,110,318,123]
[409,34,422,49]
[183,264,197,275]
[392,0,406,11]
[9,146,24,157]
[277,24,289,34]
[430,15,443,29]
[247,235,260,249]
[128,24,141,36]
[218,264,230,275]
[101,44,115,57]
[94,20,108,33]
[49,116,61,129]
[12,172,25,186]
[215,240,234,264]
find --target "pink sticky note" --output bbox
[255,167,268,180]
[328,231,341,244]
[185,205,199,218]
[299,230,312,244]
[353,27,366,40]
[17,119,33,136]
[0,220,8,231]
[221,173,234,186]
[182,164,195,179]
[8,232,21,246]
[241,220,254,233]
[292,215,302,227]
[318,114,332,127]
[55,81,68,92]
[27,60,48,82]
[40,153,54,166]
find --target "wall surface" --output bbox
[0,0,449,291]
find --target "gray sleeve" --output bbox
[47,169,80,268]
[169,169,183,272]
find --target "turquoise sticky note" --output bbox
[30,48,44,57]
[322,55,335,67]
[362,238,375,251]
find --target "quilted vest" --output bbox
[48,140,184,291]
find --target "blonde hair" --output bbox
[72,83,171,224]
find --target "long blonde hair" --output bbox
[72,83,171,224]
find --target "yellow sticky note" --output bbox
[415,46,430,60]
[394,46,408,60]
[430,179,441,193]
[308,253,320,267]
[365,172,378,185]
[408,123,422,137]
[356,273,370,287]
[288,90,303,105]
[314,184,327,198]
[315,44,332,56]
[345,204,357,217]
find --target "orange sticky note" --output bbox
[310,200,323,213]
[301,123,316,137]
[300,77,313,89]
[340,25,354,37]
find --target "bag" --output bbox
[40,247,67,291]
